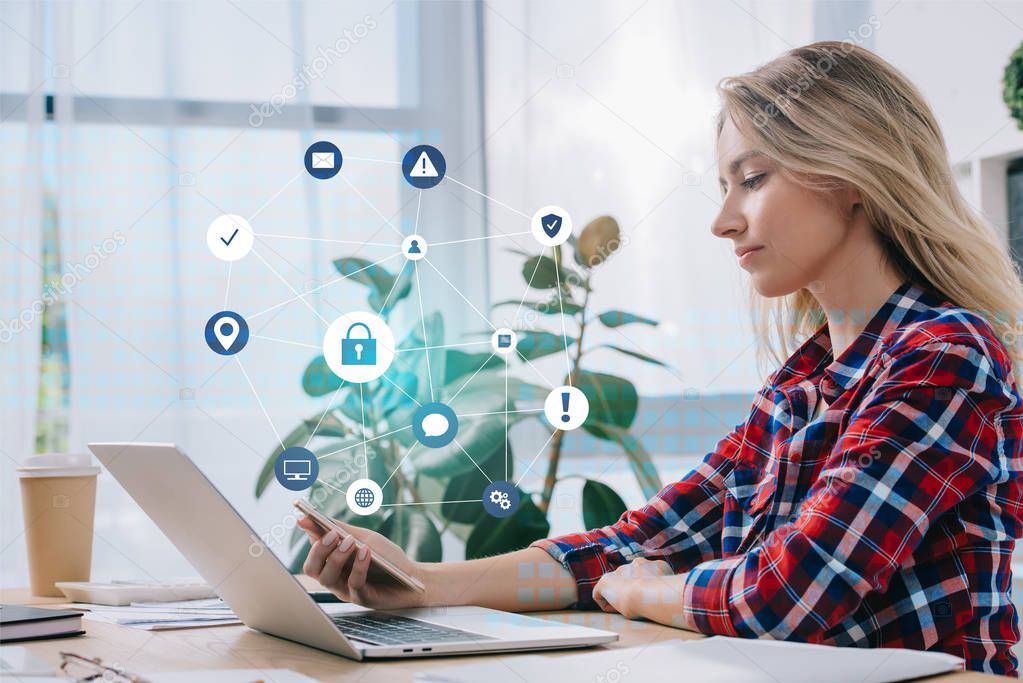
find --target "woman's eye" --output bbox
[741,173,765,189]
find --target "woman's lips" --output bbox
[738,246,764,267]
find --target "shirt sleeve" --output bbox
[680,339,1019,639]
[529,406,753,610]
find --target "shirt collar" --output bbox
[770,280,946,403]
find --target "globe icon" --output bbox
[354,487,375,508]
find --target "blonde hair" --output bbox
[715,40,1023,380]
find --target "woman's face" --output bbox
[712,116,857,298]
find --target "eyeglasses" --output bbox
[58,651,150,682]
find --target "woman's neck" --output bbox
[809,246,905,359]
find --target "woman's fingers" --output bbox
[318,535,358,588]
[304,529,340,578]
[348,544,372,591]
[298,516,325,541]
[592,579,618,614]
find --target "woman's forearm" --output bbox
[419,547,578,612]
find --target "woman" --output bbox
[298,41,1023,675]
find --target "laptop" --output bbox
[88,442,618,659]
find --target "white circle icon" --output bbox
[530,205,573,247]
[322,311,395,384]
[491,327,518,355]
[544,385,589,430]
[206,214,254,262]
[346,478,383,516]
[402,234,428,261]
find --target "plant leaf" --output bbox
[491,299,583,316]
[597,310,658,328]
[443,350,505,385]
[593,343,670,368]
[581,479,627,530]
[370,259,413,316]
[465,493,549,559]
[588,421,662,500]
[302,355,343,397]
[521,255,568,290]
[516,330,575,360]
[575,370,638,438]
[333,257,397,304]
[410,409,511,478]
[441,443,509,524]
[378,507,442,562]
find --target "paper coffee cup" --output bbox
[17,453,100,597]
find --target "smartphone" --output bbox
[293,499,426,593]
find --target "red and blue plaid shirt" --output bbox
[532,281,1023,676]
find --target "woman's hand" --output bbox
[592,558,691,628]
[298,515,428,610]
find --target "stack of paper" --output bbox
[415,637,964,683]
[67,598,240,630]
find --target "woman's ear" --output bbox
[837,182,863,221]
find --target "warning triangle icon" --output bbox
[409,150,439,178]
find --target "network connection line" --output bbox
[248,252,402,320]
[444,175,530,219]
[251,335,321,350]
[306,380,347,449]
[516,430,558,488]
[382,441,419,489]
[552,247,574,384]
[453,438,493,484]
[224,262,232,310]
[208,146,590,522]
[255,233,398,248]
[235,355,284,451]
[422,256,496,332]
[413,261,436,402]
[316,425,413,461]
[338,172,405,240]
[251,248,331,327]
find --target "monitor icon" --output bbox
[283,459,312,481]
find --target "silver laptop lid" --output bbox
[88,442,360,659]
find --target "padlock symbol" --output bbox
[341,322,377,365]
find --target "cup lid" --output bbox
[17,453,101,478]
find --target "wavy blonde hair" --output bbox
[716,40,1023,380]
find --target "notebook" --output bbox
[0,605,85,643]
[415,636,964,683]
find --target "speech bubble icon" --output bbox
[422,412,449,437]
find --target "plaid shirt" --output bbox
[532,281,1023,676]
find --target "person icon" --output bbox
[401,234,428,261]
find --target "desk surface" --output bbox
[1,584,1008,681]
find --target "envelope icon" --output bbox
[312,152,335,169]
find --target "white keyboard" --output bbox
[55,579,216,606]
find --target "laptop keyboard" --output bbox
[331,612,495,646]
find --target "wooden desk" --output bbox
[2,585,1008,681]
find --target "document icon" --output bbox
[312,152,335,169]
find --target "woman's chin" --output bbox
[749,272,802,299]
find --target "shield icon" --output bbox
[541,213,563,238]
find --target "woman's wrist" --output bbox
[418,560,461,607]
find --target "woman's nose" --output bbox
[711,204,746,239]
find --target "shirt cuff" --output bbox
[529,538,617,610]
[681,555,745,636]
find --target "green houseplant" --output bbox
[254,216,669,570]
[1004,41,1023,130]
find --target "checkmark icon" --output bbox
[221,228,239,246]
[545,221,557,230]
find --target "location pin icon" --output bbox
[214,316,239,351]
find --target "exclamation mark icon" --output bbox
[421,156,427,173]
[561,391,571,422]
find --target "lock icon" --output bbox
[341,322,377,365]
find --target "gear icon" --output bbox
[499,498,511,510]
[489,490,505,504]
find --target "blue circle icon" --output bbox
[274,446,319,491]
[411,402,458,448]
[354,487,375,508]
[204,311,249,355]
[304,140,342,180]
[482,480,519,518]
[402,145,446,189]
